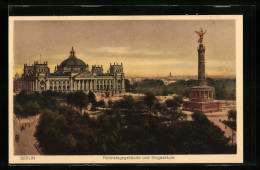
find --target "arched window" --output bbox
[67,86,70,90]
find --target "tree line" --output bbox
[31,91,236,155]
[126,78,236,100]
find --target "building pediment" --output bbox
[73,71,96,79]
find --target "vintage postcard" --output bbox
[9,15,243,164]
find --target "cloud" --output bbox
[90,46,169,56]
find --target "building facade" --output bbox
[20,47,125,94]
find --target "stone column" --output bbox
[82,80,85,91]
[78,80,81,90]
[74,81,76,91]
[35,80,38,91]
[38,80,40,91]
[70,78,73,91]
[46,80,49,90]
[122,78,125,90]
[113,78,116,93]
[94,80,97,91]
[61,80,64,91]
[90,80,92,91]
[198,44,207,86]
[86,80,89,91]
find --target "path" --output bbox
[13,114,41,155]
[182,100,237,144]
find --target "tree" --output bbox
[125,79,132,92]
[174,95,183,105]
[108,99,113,108]
[122,95,135,109]
[97,100,106,108]
[91,101,98,111]
[14,103,24,116]
[14,90,28,106]
[66,92,74,107]
[192,111,210,123]
[153,102,163,114]
[24,101,41,116]
[228,110,236,121]
[73,91,89,113]
[144,92,156,114]
[165,99,179,111]
[88,90,96,103]
[162,87,169,96]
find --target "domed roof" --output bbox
[60,47,87,67]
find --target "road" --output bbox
[183,100,237,144]
[13,114,41,155]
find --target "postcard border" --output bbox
[8,15,243,164]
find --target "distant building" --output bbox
[162,72,176,85]
[13,73,22,92]
[127,77,144,85]
[20,47,126,94]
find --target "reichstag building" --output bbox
[20,47,126,94]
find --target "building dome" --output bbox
[60,47,87,67]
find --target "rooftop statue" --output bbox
[195,28,207,44]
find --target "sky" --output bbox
[13,19,236,77]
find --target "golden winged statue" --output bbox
[195,28,207,44]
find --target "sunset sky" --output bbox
[13,19,236,77]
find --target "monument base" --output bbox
[183,100,222,113]
[182,86,222,113]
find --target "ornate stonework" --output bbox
[183,31,222,113]
[20,47,125,94]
